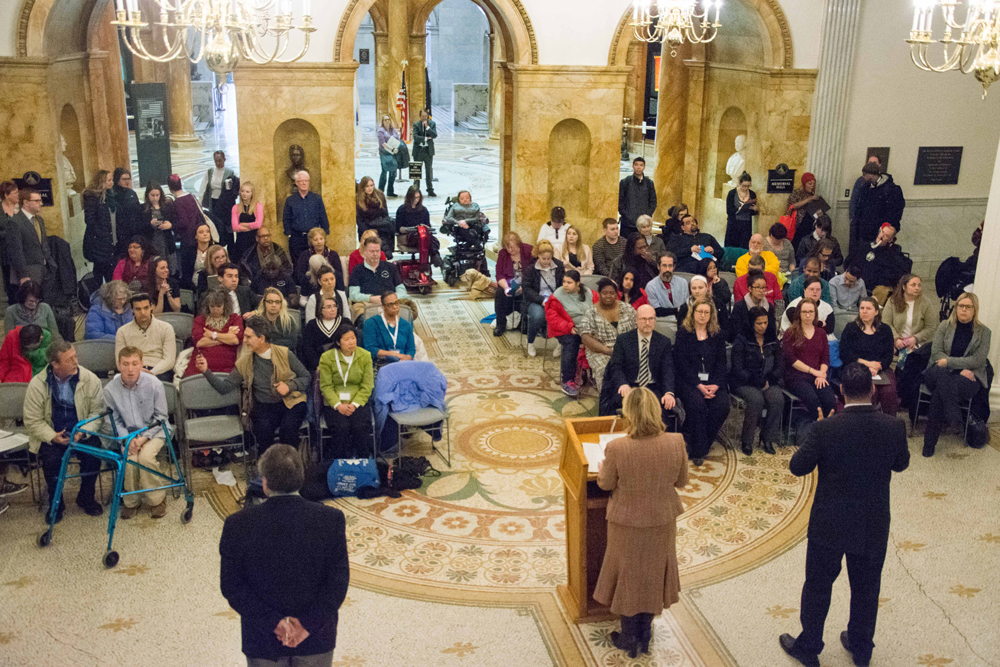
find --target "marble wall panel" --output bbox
[453,84,489,124]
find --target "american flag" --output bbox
[396,71,409,143]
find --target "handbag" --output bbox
[779,206,797,240]
[327,458,380,497]
[966,416,990,449]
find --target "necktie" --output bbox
[32,216,43,243]
[637,337,651,386]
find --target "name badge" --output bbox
[698,372,710,382]
[390,348,399,354]
[340,392,351,402]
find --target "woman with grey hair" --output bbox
[85,280,134,340]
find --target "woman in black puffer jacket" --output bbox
[82,169,115,284]
[730,305,785,455]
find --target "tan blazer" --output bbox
[597,432,689,527]
[881,295,938,346]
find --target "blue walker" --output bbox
[35,410,194,568]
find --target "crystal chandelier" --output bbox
[111,0,317,77]
[907,1,1000,99]
[631,0,722,57]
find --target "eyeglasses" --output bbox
[384,301,400,308]
[956,304,974,310]
[264,299,282,305]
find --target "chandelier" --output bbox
[907,1,1000,99]
[631,0,722,57]
[111,0,317,76]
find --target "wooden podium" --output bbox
[556,416,627,623]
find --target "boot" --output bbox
[637,613,653,655]
[610,615,639,659]
[923,419,941,457]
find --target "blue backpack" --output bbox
[327,459,380,497]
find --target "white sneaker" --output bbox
[553,346,560,357]
[527,343,537,357]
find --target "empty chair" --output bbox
[177,373,247,484]
[73,339,117,379]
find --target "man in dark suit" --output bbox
[220,263,258,315]
[600,304,678,427]
[220,444,350,667]
[780,363,910,667]
[412,109,437,197]
[7,188,53,287]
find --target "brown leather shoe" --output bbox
[121,505,139,520]
[150,501,167,519]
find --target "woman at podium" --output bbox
[593,387,689,658]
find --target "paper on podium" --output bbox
[583,433,624,474]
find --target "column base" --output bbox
[988,381,1000,423]
[170,134,202,147]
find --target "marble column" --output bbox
[386,0,408,129]
[624,41,646,147]
[408,33,428,124]
[373,32,390,123]
[91,3,130,171]
[652,54,689,220]
[973,135,1000,419]
[805,0,863,204]
[167,58,199,145]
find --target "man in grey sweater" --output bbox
[592,218,625,278]
[104,345,170,519]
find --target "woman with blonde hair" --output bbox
[493,230,533,336]
[674,296,729,464]
[293,226,343,297]
[83,169,116,283]
[231,180,263,264]
[559,224,594,275]
[922,292,992,456]
[348,228,386,275]
[196,244,231,298]
[521,239,565,356]
[253,287,300,350]
[594,386,689,658]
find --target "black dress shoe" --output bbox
[922,443,935,457]
[841,631,870,667]
[778,634,820,667]
[610,630,639,659]
[762,441,777,455]
[493,326,506,337]
[76,498,104,517]
[741,443,754,456]
[692,458,704,467]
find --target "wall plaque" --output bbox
[359,49,370,65]
[408,162,423,181]
[14,171,54,206]
[914,146,963,185]
[766,163,796,194]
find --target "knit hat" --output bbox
[862,161,881,176]
[801,172,816,185]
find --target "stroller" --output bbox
[439,198,491,287]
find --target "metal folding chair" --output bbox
[0,383,39,505]
[391,407,451,467]
[74,340,117,379]
[177,374,248,488]
[158,312,194,344]
[910,384,973,439]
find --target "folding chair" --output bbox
[909,384,973,439]
[177,374,248,488]
[179,289,196,313]
[781,389,809,444]
[158,312,194,344]
[581,274,607,293]
[391,407,451,467]
[74,339,117,379]
[0,383,40,505]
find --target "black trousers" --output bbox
[786,376,838,420]
[251,401,308,453]
[39,439,101,509]
[494,289,519,329]
[418,155,435,194]
[895,344,932,412]
[795,539,887,662]
[288,233,310,263]
[92,259,116,284]
[922,364,980,449]
[677,384,730,459]
[322,403,373,459]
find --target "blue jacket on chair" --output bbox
[85,291,133,340]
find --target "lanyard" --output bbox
[381,314,400,349]
[334,351,354,385]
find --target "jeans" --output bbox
[557,334,581,384]
[525,302,545,344]
[251,401,308,453]
[322,403,373,459]
[39,439,102,511]
[378,153,397,196]
[786,376,838,421]
[733,384,784,448]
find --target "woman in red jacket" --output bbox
[545,270,598,397]
[494,231,533,336]
[0,325,50,382]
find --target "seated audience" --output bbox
[545,270,598,397]
[667,215,720,273]
[86,280,134,340]
[395,185,431,233]
[253,288,301,351]
[0,324,50,382]
[363,291,416,367]
[24,341,105,521]
[645,252,689,335]
[730,307,784,455]
[735,233,781,281]
[356,176,391,256]
[796,214,843,269]
[293,227,343,298]
[537,206,567,256]
[782,297,837,421]
[103,346,169,519]
[493,231,533,337]
[732,270,777,338]
[922,292,991,457]
[840,297,898,416]
[676,274,711,324]
[636,215,667,265]
[599,304,678,425]
[198,316,309,454]
[733,255,781,304]
[674,297,730,465]
[114,293,177,380]
[241,226,292,286]
[883,274,938,416]
[522,240,564,357]
[348,229,387,275]
[559,224,594,275]
[219,263,257,316]
[319,326,375,458]
[230,180,264,266]
[5,280,61,341]
[348,236,406,322]
[302,294,353,369]
[112,236,157,293]
[781,276,835,333]
[613,232,657,289]
[251,255,297,307]
[305,265,351,325]
[697,258,732,339]
[618,270,649,309]
[660,203,689,242]
[798,238,837,280]
[183,288,244,377]
[592,218,625,278]
[579,278,637,393]
[766,223,796,275]
[847,223,912,296]
[149,256,181,314]
[196,244,230,298]
[829,264,866,316]
[786,257,832,304]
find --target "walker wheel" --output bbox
[37,531,51,548]
[103,550,119,569]
[181,507,193,524]
[419,286,431,295]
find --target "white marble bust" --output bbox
[725,134,747,188]
[58,134,77,195]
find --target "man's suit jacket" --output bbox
[7,211,51,284]
[220,494,350,660]
[602,330,675,409]
[790,405,909,555]
[233,285,258,314]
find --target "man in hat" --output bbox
[850,160,905,256]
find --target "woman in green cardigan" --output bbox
[319,325,375,459]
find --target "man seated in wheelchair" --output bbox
[23,341,105,523]
[440,190,491,285]
[103,346,170,519]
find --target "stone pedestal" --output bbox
[233,62,360,253]
[973,134,1000,420]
